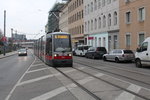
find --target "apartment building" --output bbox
[119,0,150,50]
[59,4,69,32]
[84,0,119,51]
[68,0,84,47]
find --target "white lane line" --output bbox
[31,63,45,67]
[17,74,54,86]
[31,73,104,100]
[26,67,51,73]
[115,84,141,100]
[31,87,67,100]
[5,56,36,100]
[18,67,85,86]
[94,73,104,77]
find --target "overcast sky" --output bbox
[0,0,62,39]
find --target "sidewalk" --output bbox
[0,51,17,59]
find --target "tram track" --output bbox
[54,67,102,100]
[74,58,150,88]
[54,66,150,100]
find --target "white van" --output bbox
[75,45,91,56]
[135,37,150,68]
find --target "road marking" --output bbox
[115,84,141,100]
[94,73,104,77]
[17,74,54,86]
[18,67,85,86]
[26,67,51,73]
[31,73,104,100]
[31,63,45,67]
[5,56,36,100]
[31,87,67,100]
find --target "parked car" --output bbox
[72,48,76,56]
[75,45,91,56]
[18,48,27,56]
[135,37,150,68]
[103,49,135,63]
[85,47,107,59]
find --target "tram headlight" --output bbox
[54,54,59,57]
[68,54,72,56]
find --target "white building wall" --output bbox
[84,0,119,51]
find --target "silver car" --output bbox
[18,49,27,56]
[103,49,135,63]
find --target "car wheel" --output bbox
[85,54,88,58]
[92,55,95,59]
[103,56,107,61]
[115,57,119,63]
[135,59,142,68]
[80,53,82,57]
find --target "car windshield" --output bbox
[54,35,71,52]
[97,47,106,52]
[18,49,26,52]
[123,50,133,54]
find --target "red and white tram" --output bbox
[34,32,73,67]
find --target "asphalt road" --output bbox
[0,50,35,100]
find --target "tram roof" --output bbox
[47,32,70,35]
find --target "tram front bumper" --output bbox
[53,59,73,66]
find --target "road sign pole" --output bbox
[3,10,6,56]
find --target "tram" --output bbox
[34,32,73,67]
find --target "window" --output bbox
[98,17,101,29]
[88,4,90,14]
[82,10,84,18]
[85,22,87,32]
[108,36,111,51]
[114,35,117,49]
[139,33,145,45]
[126,11,131,24]
[95,37,97,47]
[102,0,105,7]
[98,0,101,9]
[91,20,93,30]
[107,0,111,4]
[138,7,145,21]
[141,42,148,51]
[85,6,86,15]
[126,34,131,46]
[95,18,97,29]
[91,2,93,12]
[108,14,111,26]
[82,25,84,33]
[94,0,97,10]
[103,37,106,47]
[99,38,101,46]
[114,12,117,25]
[88,21,90,31]
[103,15,106,27]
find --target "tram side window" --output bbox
[46,38,52,56]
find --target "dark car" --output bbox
[85,47,107,59]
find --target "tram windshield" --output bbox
[54,34,72,52]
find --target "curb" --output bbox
[0,52,17,59]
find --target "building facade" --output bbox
[119,0,150,50]
[68,0,84,47]
[84,0,119,51]
[59,4,69,32]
